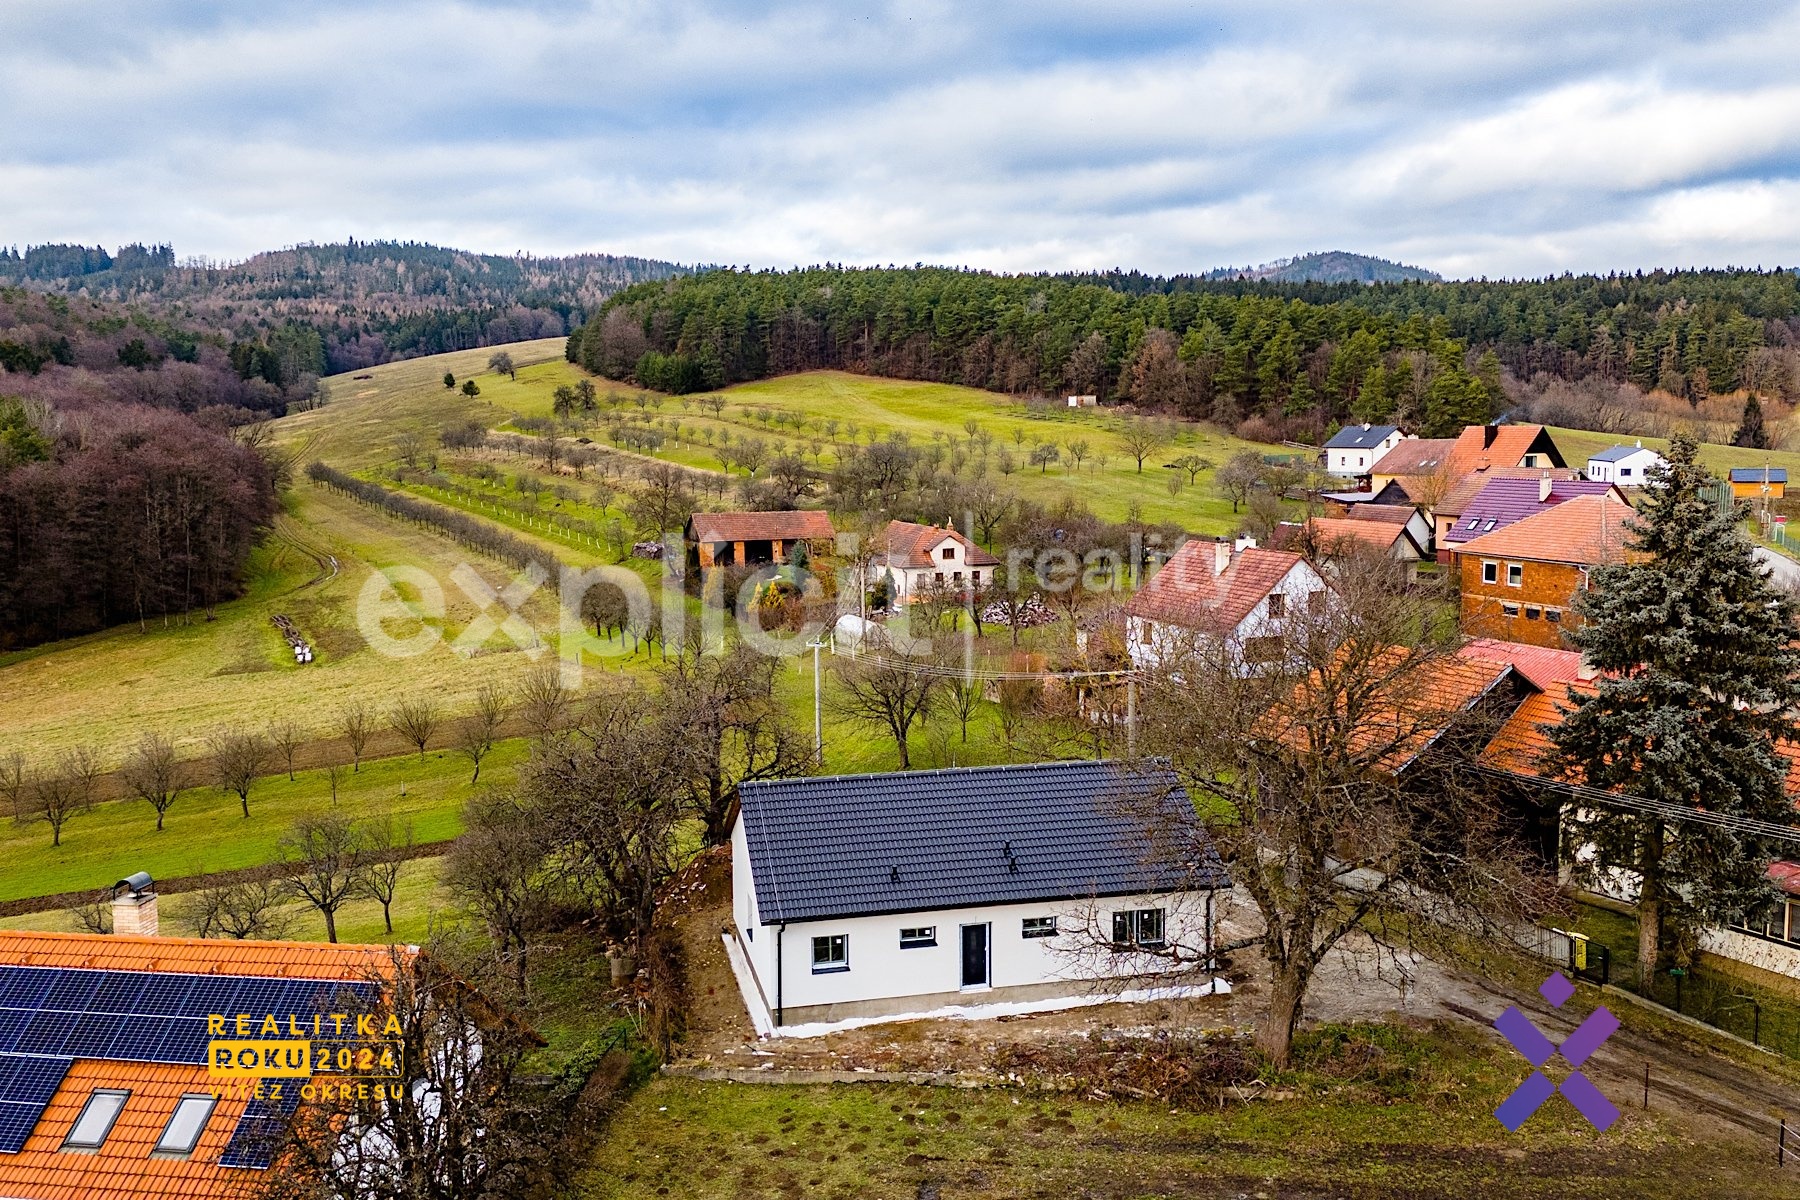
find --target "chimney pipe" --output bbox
[1213,540,1233,576]
[1539,473,1552,503]
[111,872,158,938]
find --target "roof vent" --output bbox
[889,865,900,885]
[111,872,158,938]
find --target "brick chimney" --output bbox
[1213,540,1233,576]
[1539,473,1553,503]
[111,872,158,937]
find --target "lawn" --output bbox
[0,740,520,904]
[581,1026,1783,1199]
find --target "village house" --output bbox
[1369,424,1568,518]
[685,509,837,570]
[1322,424,1406,479]
[1122,537,1328,669]
[868,520,999,605]
[1341,502,1435,558]
[1585,442,1667,485]
[1274,516,1426,582]
[1455,493,1637,649]
[1730,466,1787,500]
[1438,475,1626,564]
[726,761,1231,1030]
[1426,464,1590,559]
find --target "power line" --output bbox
[1479,765,1800,846]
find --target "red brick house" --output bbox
[1455,494,1637,648]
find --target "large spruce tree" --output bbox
[1554,435,1800,987]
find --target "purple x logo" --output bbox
[1493,972,1621,1132]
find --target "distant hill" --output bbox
[0,239,692,373]
[1203,251,1442,285]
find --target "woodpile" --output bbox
[271,614,314,663]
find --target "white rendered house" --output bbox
[727,761,1230,1028]
[1323,424,1406,479]
[869,520,1000,605]
[1584,442,1666,485]
[1123,537,1329,670]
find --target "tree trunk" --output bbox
[382,903,393,935]
[239,793,250,819]
[1636,820,1664,990]
[1256,959,1307,1068]
[323,908,338,944]
[894,729,911,770]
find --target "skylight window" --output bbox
[63,1089,129,1151]
[154,1094,217,1157]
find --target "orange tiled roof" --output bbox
[0,931,399,980]
[0,1061,252,1200]
[1445,424,1559,476]
[1454,494,1638,565]
[1304,516,1414,553]
[687,509,836,544]
[1125,540,1309,632]
[1458,638,1589,691]
[880,520,999,568]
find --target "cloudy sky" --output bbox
[5,0,1800,279]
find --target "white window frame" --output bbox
[898,926,936,948]
[1506,562,1523,587]
[1021,916,1058,939]
[1111,908,1166,949]
[1481,561,1499,585]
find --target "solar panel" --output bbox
[218,1082,304,1169]
[0,1054,72,1153]
[0,965,382,1163]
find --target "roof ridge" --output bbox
[741,757,1170,790]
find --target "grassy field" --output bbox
[582,1026,1783,1199]
[0,740,518,903]
[1549,425,1800,483]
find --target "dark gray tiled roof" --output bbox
[1325,424,1399,450]
[736,760,1228,924]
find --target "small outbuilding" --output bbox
[728,760,1230,1029]
[686,510,837,570]
[1584,441,1666,486]
[1731,467,1788,500]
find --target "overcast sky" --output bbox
[5,0,1800,279]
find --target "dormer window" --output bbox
[941,546,955,560]
[63,1089,130,1152]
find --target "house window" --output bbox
[953,571,963,583]
[1267,593,1286,618]
[1481,561,1499,585]
[153,1094,217,1157]
[1465,518,1481,530]
[1620,467,1633,478]
[1482,519,1497,532]
[1308,590,1326,614]
[1545,608,1562,623]
[1021,916,1057,939]
[934,571,944,583]
[941,547,955,561]
[64,1089,130,1151]
[899,927,936,948]
[1502,602,1520,618]
[1525,606,1541,620]
[1138,621,1154,645]
[1111,908,1166,948]
[811,934,848,973]
[1523,453,1542,468]
[1506,563,1523,587]
[971,571,981,585]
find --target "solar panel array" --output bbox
[0,1054,72,1153]
[0,964,379,1162]
[219,1082,304,1169]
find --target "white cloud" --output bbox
[4,0,1800,277]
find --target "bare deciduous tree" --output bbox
[1117,416,1171,474]
[388,696,440,760]
[208,727,271,819]
[182,877,291,940]
[1126,562,1557,1066]
[268,717,304,781]
[0,751,28,824]
[360,812,415,935]
[517,664,571,739]
[279,813,368,944]
[121,732,185,831]
[454,684,510,783]
[341,702,372,772]
[833,651,940,770]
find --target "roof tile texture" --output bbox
[1454,494,1637,564]
[880,520,999,568]
[687,510,836,544]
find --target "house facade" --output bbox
[1122,538,1328,669]
[1456,494,1636,648]
[1585,442,1666,485]
[1322,424,1405,478]
[870,520,1000,604]
[728,761,1230,1028]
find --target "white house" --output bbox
[1323,424,1406,479]
[869,520,1001,606]
[727,760,1231,1029]
[1123,537,1329,669]
[1585,441,1666,485]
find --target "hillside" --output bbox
[0,239,691,373]
[1204,250,1442,284]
